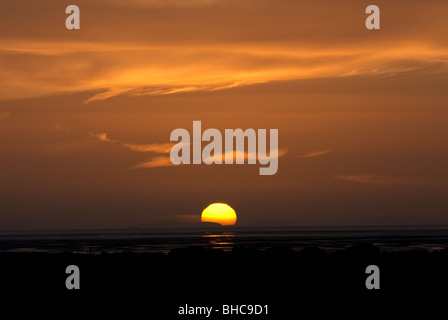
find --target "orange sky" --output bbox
[0,0,447,230]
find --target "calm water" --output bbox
[1,226,448,254]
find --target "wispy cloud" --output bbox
[202,148,288,164]
[84,81,266,103]
[131,147,287,169]
[295,149,331,159]
[123,142,175,153]
[84,88,132,104]
[133,156,174,168]
[2,41,448,103]
[90,133,178,168]
[335,174,437,186]
[125,141,175,168]
[89,132,119,143]
[2,0,448,103]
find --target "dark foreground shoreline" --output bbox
[2,244,447,317]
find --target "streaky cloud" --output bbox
[2,41,448,103]
[89,132,119,143]
[295,149,331,159]
[123,142,175,154]
[133,156,174,168]
[133,148,287,169]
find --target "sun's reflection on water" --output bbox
[202,232,236,251]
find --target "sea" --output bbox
[1,226,448,254]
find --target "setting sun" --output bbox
[201,203,237,226]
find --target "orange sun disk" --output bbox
[201,203,237,226]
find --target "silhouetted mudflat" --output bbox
[2,244,447,317]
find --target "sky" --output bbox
[0,0,447,230]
